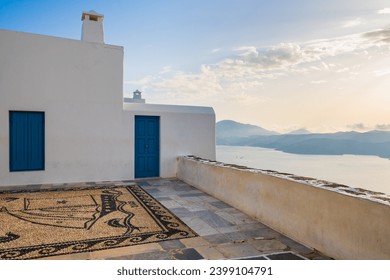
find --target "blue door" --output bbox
[135,116,160,178]
[9,111,45,171]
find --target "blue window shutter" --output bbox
[9,111,45,171]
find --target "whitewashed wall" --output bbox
[0,29,216,187]
[123,103,216,178]
[0,29,128,186]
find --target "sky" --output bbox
[1,0,390,133]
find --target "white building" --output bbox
[0,11,215,187]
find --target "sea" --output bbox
[216,145,390,195]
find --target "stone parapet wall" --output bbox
[177,156,390,259]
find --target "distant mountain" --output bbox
[287,128,311,135]
[216,120,279,139]
[216,120,390,159]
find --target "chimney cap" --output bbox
[81,10,104,21]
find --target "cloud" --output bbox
[362,28,390,43]
[342,18,363,28]
[374,68,390,77]
[375,124,390,130]
[378,8,390,14]
[347,123,369,131]
[211,48,221,53]
[159,65,172,74]
[233,43,307,70]
[230,28,390,72]
[345,123,390,131]
[151,65,224,99]
[310,80,327,84]
[124,75,154,85]
[336,67,350,73]
[131,27,390,103]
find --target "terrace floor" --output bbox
[4,178,332,260]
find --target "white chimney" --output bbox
[81,10,104,43]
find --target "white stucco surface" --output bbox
[0,28,216,186]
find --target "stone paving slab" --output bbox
[194,245,225,259]
[214,242,262,259]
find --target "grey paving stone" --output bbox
[241,230,269,239]
[180,237,210,248]
[159,239,186,250]
[193,210,234,227]
[107,250,170,260]
[185,204,214,212]
[223,231,248,242]
[203,234,231,245]
[171,248,204,260]
[248,239,288,253]
[96,181,111,185]
[154,196,172,201]
[169,180,193,187]
[229,211,258,222]
[313,255,334,260]
[277,235,314,255]
[142,187,161,194]
[160,200,183,208]
[237,222,269,231]
[181,193,209,198]
[169,207,193,217]
[147,180,169,186]
[120,180,134,183]
[180,196,205,203]
[201,196,220,203]
[244,227,282,239]
[26,184,43,190]
[173,185,199,192]
[136,181,150,187]
[181,217,219,236]
[210,201,232,209]
[215,211,249,225]
[194,246,225,259]
[238,255,267,260]
[216,226,241,234]
[215,242,262,259]
[266,252,305,260]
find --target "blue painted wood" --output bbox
[9,111,45,172]
[135,116,159,178]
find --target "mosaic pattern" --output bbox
[0,185,197,260]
